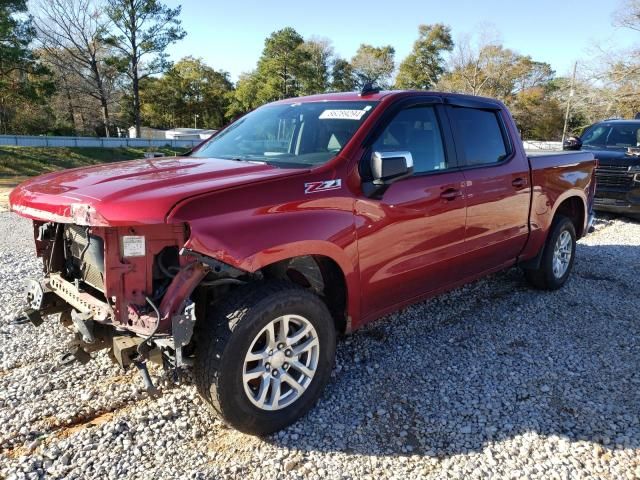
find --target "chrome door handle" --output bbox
[512,177,527,188]
[440,188,462,201]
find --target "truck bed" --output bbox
[523,150,596,261]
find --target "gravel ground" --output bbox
[0,211,639,479]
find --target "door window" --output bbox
[372,106,448,174]
[449,107,510,166]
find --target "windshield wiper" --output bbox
[216,155,253,162]
[228,156,270,165]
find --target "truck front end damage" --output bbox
[21,218,242,388]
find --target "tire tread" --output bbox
[524,215,576,290]
[193,280,333,430]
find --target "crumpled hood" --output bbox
[9,156,303,225]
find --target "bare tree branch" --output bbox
[33,0,122,136]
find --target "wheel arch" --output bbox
[238,241,359,333]
[190,242,359,335]
[520,191,587,271]
[552,194,587,239]
[259,254,349,333]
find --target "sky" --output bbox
[163,0,635,81]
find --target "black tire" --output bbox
[524,215,576,290]
[194,280,336,435]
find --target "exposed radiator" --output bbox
[64,224,105,291]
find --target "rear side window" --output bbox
[449,107,510,166]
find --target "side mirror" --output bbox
[563,136,582,151]
[363,151,413,198]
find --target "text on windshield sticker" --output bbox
[319,109,367,120]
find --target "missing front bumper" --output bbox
[47,273,111,321]
[23,273,196,369]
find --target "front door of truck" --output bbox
[446,104,531,276]
[356,101,467,319]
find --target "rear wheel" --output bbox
[194,281,336,435]
[524,215,576,290]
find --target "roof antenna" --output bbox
[360,82,380,96]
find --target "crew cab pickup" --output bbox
[564,119,640,219]
[10,90,596,434]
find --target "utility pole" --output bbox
[561,62,578,145]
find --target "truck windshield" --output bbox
[581,123,640,149]
[191,101,377,167]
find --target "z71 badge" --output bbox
[304,179,342,194]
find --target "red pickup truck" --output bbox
[10,90,596,435]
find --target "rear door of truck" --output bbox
[445,100,531,276]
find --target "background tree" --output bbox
[35,0,122,137]
[227,27,318,116]
[3,4,638,139]
[395,24,453,90]
[0,1,35,77]
[437,31,560,138]
[299,37,334,95]
[226,71,260,118]
[613,0,640,32]
[104,0,185,137]
[510,86,565,139]
[606,61,640,118]
[568,55,639,125]
[41,49,93,134]
[255,27,310,101]
[547,75,609,132]
[437,36,552,96]
[554,0,640,134]
[140,56,233,129]
[350,44,395,88]
[330,57,356,91]
[0,1,54,134]
[608,0,640,117]
[438,35,517,98]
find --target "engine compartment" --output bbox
[31,220,190,336]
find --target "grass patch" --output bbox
[0,146,189,177]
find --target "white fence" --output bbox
[0,135,201,149]
[523,140,563,151]
[0,134,563,153]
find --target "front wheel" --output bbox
[194,281,336,435]
[524,215,577,290]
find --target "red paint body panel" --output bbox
[10,91,596,335]
[355,171,467,320]
[520,152,595,261]
[460,110,532,276]
[98,224,188,334]
[9,157,302,225]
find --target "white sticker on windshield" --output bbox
[319,109,367,120]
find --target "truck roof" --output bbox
[270,90,397,104]
[270,90,505,108]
